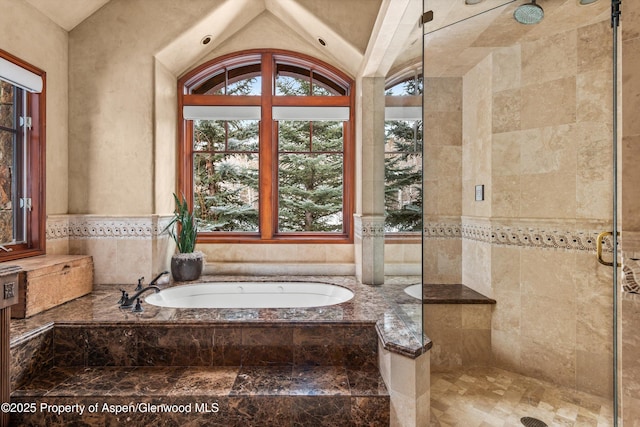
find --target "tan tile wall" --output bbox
[621,1,640,424]
[454,17,614,397]
[621,294,640,425]
[424,304,492,372]
[424,77,463,219]
[424,77,463,284]
[47,215,174,285]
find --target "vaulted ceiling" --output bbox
[24,0,110,31]
[23,0,610,78]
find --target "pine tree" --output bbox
[192,74,345,233]
[276,76,344,232]
[277,119,343,232]
[384,120,423,232]
[193,78,260,232]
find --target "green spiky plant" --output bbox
[165,193,198,253]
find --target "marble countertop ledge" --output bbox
[422,284,496,304]
[10,275,431,359]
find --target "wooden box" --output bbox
[0,265,20,310]
[6,255,94,318]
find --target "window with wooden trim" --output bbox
[0,49,46,261]
[179,50,354,243]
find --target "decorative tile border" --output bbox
[622,232,640,294]
[424,218,615,253]
[48,214,614,253]
[423,222,462,239]
[354,215,385,239]
[46,215,71,240]
[47,215,173,240]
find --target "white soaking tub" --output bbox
[144,281,354,309]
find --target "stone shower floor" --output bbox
[430,367,613,427]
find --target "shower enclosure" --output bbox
[414,0,618,424]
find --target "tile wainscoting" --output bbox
[46,215,173,285]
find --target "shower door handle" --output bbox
[596,231,619,266]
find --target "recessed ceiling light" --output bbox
[318,38,327,47]
[465,0,483,4]
[579,0,598,4]
[201,35,212,45]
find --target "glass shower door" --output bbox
[422,0,616,424]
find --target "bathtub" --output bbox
[144,281,354,309]
[404,284,422,300]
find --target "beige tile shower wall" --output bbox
[462,55,492,219]
[458,17,614,396]
[423,238,462,285]
[461,55,493,296]
[621,2,640,425]
[621,294,640,425]
[0,0,69,215]
[488,243,613,397]
[424,77,463,218]
[423,77,463,284]
[489,20,612,221]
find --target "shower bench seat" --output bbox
[421,284,495,371]
[421,283,496,305]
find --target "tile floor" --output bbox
[430,367,614,427]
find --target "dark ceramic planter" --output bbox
[170,252,203,282]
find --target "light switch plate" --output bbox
[475,185,484,201]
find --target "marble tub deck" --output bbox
[10,275,429,355]
[9,276,429,426]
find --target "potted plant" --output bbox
[165,193,204,281]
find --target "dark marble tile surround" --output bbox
[8,276,428,426]
[11,365,389,426]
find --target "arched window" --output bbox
[178,50,354,243]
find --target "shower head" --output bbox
[513,0,544,25]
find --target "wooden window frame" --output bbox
[178,50,354,244]
[0,49,46,262]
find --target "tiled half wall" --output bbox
[46,215,173,284]
[47,215,424,283]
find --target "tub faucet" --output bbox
[149,270,170,286]
[120,285,161,308]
